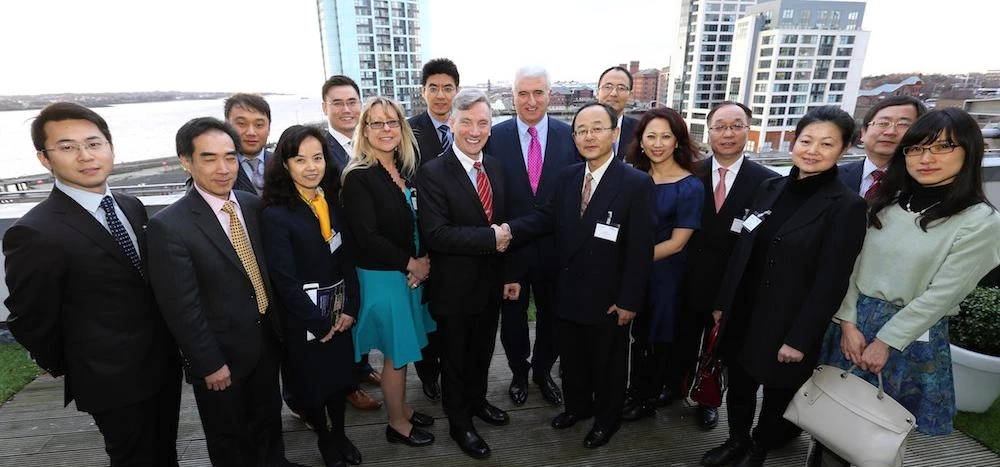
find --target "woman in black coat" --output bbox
[261,125,361,467]
[701,107,867,467]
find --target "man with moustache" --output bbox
[224,93,272,195]
[839,96,926,197]
[596,66,638,160]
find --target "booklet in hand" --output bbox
[302,280,346,341]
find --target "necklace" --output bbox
[904,195,941,215]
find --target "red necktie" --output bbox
[474,161,493,222]
[865,169,885,200]
[714,167,728,213]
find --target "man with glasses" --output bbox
[5,102,182,465]
[840,96,927,198]
[682,102,776,439]
[596,66,638,160]
[224,93,272,195]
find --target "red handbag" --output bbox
[686,321,726,408]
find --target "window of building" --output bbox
[834,59,850,68]
[827,94,843,103]
[775,71,792,80]
[758,59,772,69]
[703,44,717,52]
[706,2,721,11]
[704,34,717,42]
[782,9,794,19]
[832,71,848,79]
[779,47,796,56]
[782,34,798,44]
[790,95,806,103]
[755,83,768,92]
[756,72,770,80]
[773,83,790,92]
[762,35,774,45]
[714,83,727,91]
[772,107,787,115]
[753,95,766,104]
[793,83,809,92]
[760,47,774,56]
[705,24,719,32]
[829,83,845,91]
[788,106,804,114]
[776,59,794,68]
[768,118,784,126]
[801,35,816,44]
[719,34,733,42]
[840,35,855,45]
[771,95,788,104]
[794,71,811,80]
[702,54,715,62]
[753,106,765,115]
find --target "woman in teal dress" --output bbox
[341,97,436,447]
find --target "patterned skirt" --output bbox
[818,294,955,436]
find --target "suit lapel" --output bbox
[186,190,246,275]
[443,150,489,224]
[570,159,622,256]
[537,117,564,198]
[720,157,759,216]
[738,176,787,245]
[49,188,135,272]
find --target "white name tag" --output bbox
[743,214,763,232]
[329,233,342,253]
[916,329,930,342]
[730,218,743,233]
[594,223,620,242]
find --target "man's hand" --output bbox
[492,224,512,252]
[205,364,231,391]
[607,305,636,326]
[776,344,804,363]
[503,283,521,300]
[839,321,867,365]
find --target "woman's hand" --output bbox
[777,344,804,363]
[406,256,430,288]
[839,321,867,365]
[859,338,891,374]
[331,313,355,334]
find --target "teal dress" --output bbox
[352,187,436,369]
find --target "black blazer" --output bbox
[415,148,509,316]
[341,162,423,272]
[715,175,866,388]
[485,115,580,279]
[3,188,177,412]
[838,159,864,194]
[616,115,639,160]
[323,130,352,172]
[147,189,278,384]
[233,149,272,195]
[684,157,778,313]
[510,158,655,325]
[409,112,446,168]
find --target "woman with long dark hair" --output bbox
[812,108,1000,465]
[260,125,361,466]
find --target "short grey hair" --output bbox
[452,88,490,113]
[513,66,550,91]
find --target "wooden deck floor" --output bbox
[1,331,998,467]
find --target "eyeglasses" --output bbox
[425,85,456,95]
[366,120,401,130]
[902,142,960,157]
[326,99,360,109]
[868,120,912,131]
[708,124,749,133]
[573,127,614,138]
[42,139,110,156]
[599,84,631,94]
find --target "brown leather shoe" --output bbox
[346,389,382,410]
[362,370,382,387]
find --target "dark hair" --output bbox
[31,102,113,153]
[224,93,272,122]
[421,58,460,87]
[261,125,342,210]
[572,102,618,130]
[598,66,633,89]
[322,75,361,100]
[869,108,991,231]
[175,117,241,160]
[627,107,698,173]
[862,95,927,127]
[794,105,855,149]
[706,101,752,125]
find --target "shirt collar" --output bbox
[712,153,746,174]
[327,125,354,147]
[452,142,483,175]
[238,150,266,164]
[428,112,450,130]
[55,179,111,214]
[586,153,615,186]
[516,114,548,138]
[193,182,240,214]
[863,156,887,175]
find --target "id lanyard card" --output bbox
[742,210,771,232]
[594,211,620,242]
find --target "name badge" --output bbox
[730,218,743,233]
[594,223,620,242]
[742,215,763,232]
[329,233,342,253]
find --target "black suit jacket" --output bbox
[147,189,278,384]
[684,157,778,313]
[510,158,655,324]
[838,159,864,194]
[233,150,273,195]
[415,148,509,316]
[409,112,447,168]
[485,116,580,279]
[715,175,866,387]
[323,130,352,172]
[616,115,639,160]
[3,188,177,412]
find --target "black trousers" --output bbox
[436,306,500,431]
[725,360,799,450]
[499,270,558,379]
[413,329,441,386]
[90,364,183,467]
[191,324,285,467]
[557,315,629,431]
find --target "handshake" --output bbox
[491,223,512,252]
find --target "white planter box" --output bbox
[950,344,1000,413]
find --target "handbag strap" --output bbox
[841,365,884,400]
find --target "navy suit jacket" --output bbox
[485,115,580,279]
[323,130,352,172]
[616,115,639,160]
[234,150,272,195]
[409,112,447,168]
[838,159,864,195]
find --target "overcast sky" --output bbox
[1,0,995,96]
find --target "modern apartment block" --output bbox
[726,0,869,152]
[316,0,430,113]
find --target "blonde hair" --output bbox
[342,96,418,181]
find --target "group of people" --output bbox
[4,56,999,467]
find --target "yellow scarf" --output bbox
[297,186,333,242]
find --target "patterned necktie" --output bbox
[527,126,543,194]
[248,157,264,190]
[99,196,143,276]
[580,173,593,217]
[438,124,452,152]
[221,201,269,314]
[865,169,885,200]
[473,161,493,223]
[714,167,728,213]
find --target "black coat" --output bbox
[341,163,423,272]
[616,115,639,160]
[715,174,866,388]
[409,112,447,168]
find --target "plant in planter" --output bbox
[950,286,1000,413]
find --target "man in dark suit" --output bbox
[485,65,577,407]
[509,102,655,449]
[839,96,926,197]
[224,93,273,195]
[406,57,460,403]
[416,89,515,460]
[147,118,302,467]
[596,66,638,160]
[4,102,182,466]
[679,101,777,432]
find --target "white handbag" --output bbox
[783,365,917,467]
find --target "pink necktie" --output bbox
[714,167,728,213]
[865,169,885,200]
[527,126,542,194]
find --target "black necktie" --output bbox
[100,196,143,276]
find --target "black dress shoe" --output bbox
[621,400,655,421]
[696,405,719,429]
[338,436,361,465]
[449,428,491,459]
[551,411,591,429]
[385,424,435,447]
[701,437,751,466]
[508,375,528,405]
[533,374,563,405]
[733,443,767,467]
[473,403,510,426]
[422,380,442,402]
[583,425,619,448]
[409,410,435,427]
